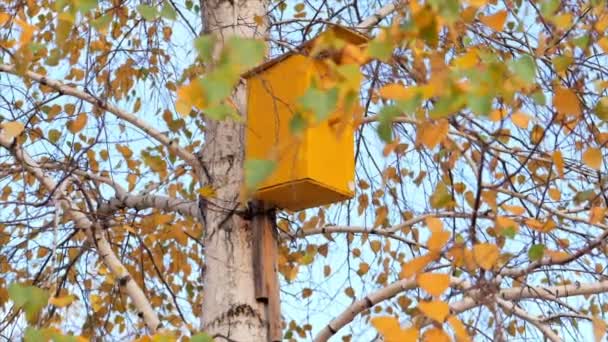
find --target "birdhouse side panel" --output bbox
[305,115,355,200]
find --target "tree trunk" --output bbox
[199,1,271,341]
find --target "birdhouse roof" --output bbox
[242,24,370,78]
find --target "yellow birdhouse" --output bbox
[244,25,368,211]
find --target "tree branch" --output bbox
[0,64,201,175]
[0,133,162,332]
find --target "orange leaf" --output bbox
[0,13,9,25]
[15,18,35,45]
[553,151,565,178]
[417,273,450,297]
[67,113,88,134]
[480,11,507,31]
[511,111,530,129]
[590,206,606,224]
[422,328,450,342]
[427,229,450,253]
[472,243,499,270]
[1,121,24,139]
[546,250,570,262]
[417,119,449,149]
[554,87,581,116]
[583,147,602,170]
[593,317,607,342]
[418,300,450,323]
[548,188,561,201]
[448,315,471,342]
[502,205,525,216]
[400,254,433,279]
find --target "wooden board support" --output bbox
[251,201,282,342]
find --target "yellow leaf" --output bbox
[371,317,418,342]
[452,50,478,69]
[422,327,450,342]
[378,83,414,100]
[49,294,76,308]
[480,11,507,32]
[598,37,608,53]
[425,217,443,232]
[427,229,450,253]
[418,300,449,323]
[525,218,555,233]
[198,185,217,198]
[472,243,499,270]
[400,254,433,279]
[554,87,581,116]
[511,111,530,129]
[593,317,607,342]
[90,294,102,312]
[553,151,565,178]
[176,80,207,116]
[495,216,518,234]
[417,273,450,297]
[448,315,471,342]
[583,147,602,170]
[67,113,88,134]
[1,121,24,139]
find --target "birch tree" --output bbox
[2,1,608,341]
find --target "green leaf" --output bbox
[24,327,45,342]
[137,4,158,21]
[245,159,277,190]
[500,226,517,239]
[204,104,237,121]
[49,129,61,143]
[91,13,112,31]
[368,38,393,62]
[528,244,545,261]
[294,3,305,12]
[376,105,401,142]
[468,94,493,116]
[595,97,608,120]
[540,0,560,16]
[225,36,265,70]
[75,0,97,13]
[531,89,546,105]
[9,283,49,323]
[510,55,536,85]
[199,69,237,105]
[298,87,339,121]
[191,333,214,342]
[289,112,307,134]
[160,3,177,20]
[194,35,216,62]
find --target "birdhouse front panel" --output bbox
[245,53,355,211]
[245,25,367,211]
